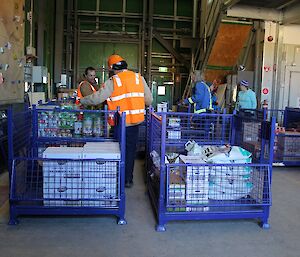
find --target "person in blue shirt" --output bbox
[236,80,257,110]
[183,70,212,113]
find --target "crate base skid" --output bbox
[155,212,270,232]
[9,205,127,225]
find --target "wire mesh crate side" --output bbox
[234,113,276,164]
[137,120,146,152]
[165,163,271,213]
[168,113,232,145]
[266,109,285,125]
[151,112,233,147]
[274,133,300,164]
[8,109,33,161]
[284,108,300,129]
[0,110,8,167]
[149,114,163,156]
[11,158,121,208]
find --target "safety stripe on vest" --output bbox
[135,73,139,84]
[194,108,207,114]
[107,92,144,102]
[114,75,122,87]
[123,109,145,115]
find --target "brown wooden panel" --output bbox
[0,0,25,104]
[207,23,252,67]
[205,70,232,84]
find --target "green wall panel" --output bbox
[176,21,192,30]
[79,42,139,82]
[126,0,143,13]
[100,0,122,12]
[98,17,123,31]
[80,17,97,30]
[152,39,169,53]
[153,20,173,29]
[78,0,97,11]
[177,0,193,16]
[154,1,174,15]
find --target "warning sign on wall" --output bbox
[262,88,269,95]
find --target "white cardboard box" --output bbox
[43,147,83,206]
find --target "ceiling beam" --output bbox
[152,29,190,69]
[224,0,240,9]
[276,0,299,10]
[282,3,300,24]
[227,5,282,22]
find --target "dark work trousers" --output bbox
[125,125,140,183]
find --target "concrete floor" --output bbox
[0,160,300,257]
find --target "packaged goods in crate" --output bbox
[167,129,181,139]
[168,172,185,200]
[43,147,83,207]
[82,115,93,137]
[203,145,252,164]
[168,117,181,127]
[208,180,253,200]
[179,155,209,211]
[208,172,253,200]
[93,116,103,137]
[167,172,186,212]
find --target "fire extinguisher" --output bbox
[262,100,268,109]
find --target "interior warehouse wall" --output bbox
[76,0,193,107]
[79,42,139,83]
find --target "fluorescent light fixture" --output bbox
[159,67,168,72]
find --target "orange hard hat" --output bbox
[107,54,124,68]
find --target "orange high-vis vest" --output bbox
[107,70,145,125]
[77,81,97,99]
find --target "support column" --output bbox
[54,0,64,84]
[37,0,45,66]
[147,0,153,88]
[260,21,279,108]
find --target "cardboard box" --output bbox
[168,173,185,200]
[167,129,181,139]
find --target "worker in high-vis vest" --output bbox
[80,54,153,188]
[77,67,99,100]
[183,70,212,113]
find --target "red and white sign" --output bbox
[262,88,269,95]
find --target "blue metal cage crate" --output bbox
[7,105,127,225]
[146,110,275,231]
[258,108,300,166]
